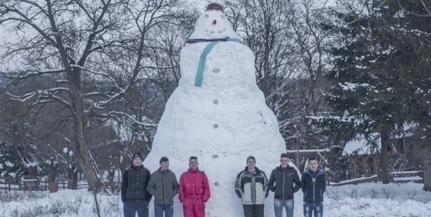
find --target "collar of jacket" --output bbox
[276,165,293,171]
[304,169,323,177]
[131,165,143,169]
[188,167,200,173]
[158,168,170,173]
[244,166,261,173]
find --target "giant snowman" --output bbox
[144,3,286,217]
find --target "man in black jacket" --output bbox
[301,157,326,217]
[268,153,301,217]
[147,156,179,217]
[121,152,152,217]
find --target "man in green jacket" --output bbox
[147,157,179,217]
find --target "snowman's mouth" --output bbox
[205,27,227,34]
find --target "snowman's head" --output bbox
[188,3,238,40]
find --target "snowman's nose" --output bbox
[212,20,217,25]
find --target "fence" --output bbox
[0,178,119,191]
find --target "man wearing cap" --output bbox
[179,156,211,217]
[121,152,152,217]
[235,156,269,217]
[147,156,179,217]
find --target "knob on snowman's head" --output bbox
[205,3,224,12]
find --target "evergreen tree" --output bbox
[323,0,431,184]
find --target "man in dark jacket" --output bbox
[121,152,152,217]
[268,153,301,217]
[147,156,179,217]
[235,155,269,217]
[301,157,326,217]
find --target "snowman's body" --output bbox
[144,7,286,217]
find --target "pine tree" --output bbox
[323,0,431,184]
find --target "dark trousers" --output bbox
[154,202,174,217]
[123,200,149,217]
[243,204,264,217]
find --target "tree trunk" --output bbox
[423,146,431,192]
[352,155,358,178]
[380,130,390,184]
[72,123,102,191]
[69,92,102,191]
[68,164,78,189]
[403,135,407,171]
[66,65,102,191]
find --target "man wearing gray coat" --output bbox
[147,157,179,217]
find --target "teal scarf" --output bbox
[193,37,240,87]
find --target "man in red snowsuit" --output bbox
[179,156,211,217]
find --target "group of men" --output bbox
[121,154,209,217]
[121,153,325,217]
[234,154,326,217]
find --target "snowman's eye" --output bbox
[221,15,225,19]
[205,14,209,18]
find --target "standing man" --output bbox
[301,157,326,217]
[147,156,179,217]
[234,155,269,217]
[268,153,301,217]
[179,156,211,217]
[121,152,152,217]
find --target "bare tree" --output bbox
[0,0,187,190]
[223,0,333,152]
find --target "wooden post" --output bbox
[352,155,358,178]
[372,154,378,175]
[362,155,368,177]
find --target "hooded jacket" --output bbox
[301,169,326,202]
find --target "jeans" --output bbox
[303,202,323,217]
[154,203,174,217]
[274,199,294,217]
[123,200,149,217]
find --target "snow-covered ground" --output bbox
[1,182,430,217]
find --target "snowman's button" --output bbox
[213,68,220,73]
[214,181,219,186]
[214,124,218,129]
[213,100,218,105]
